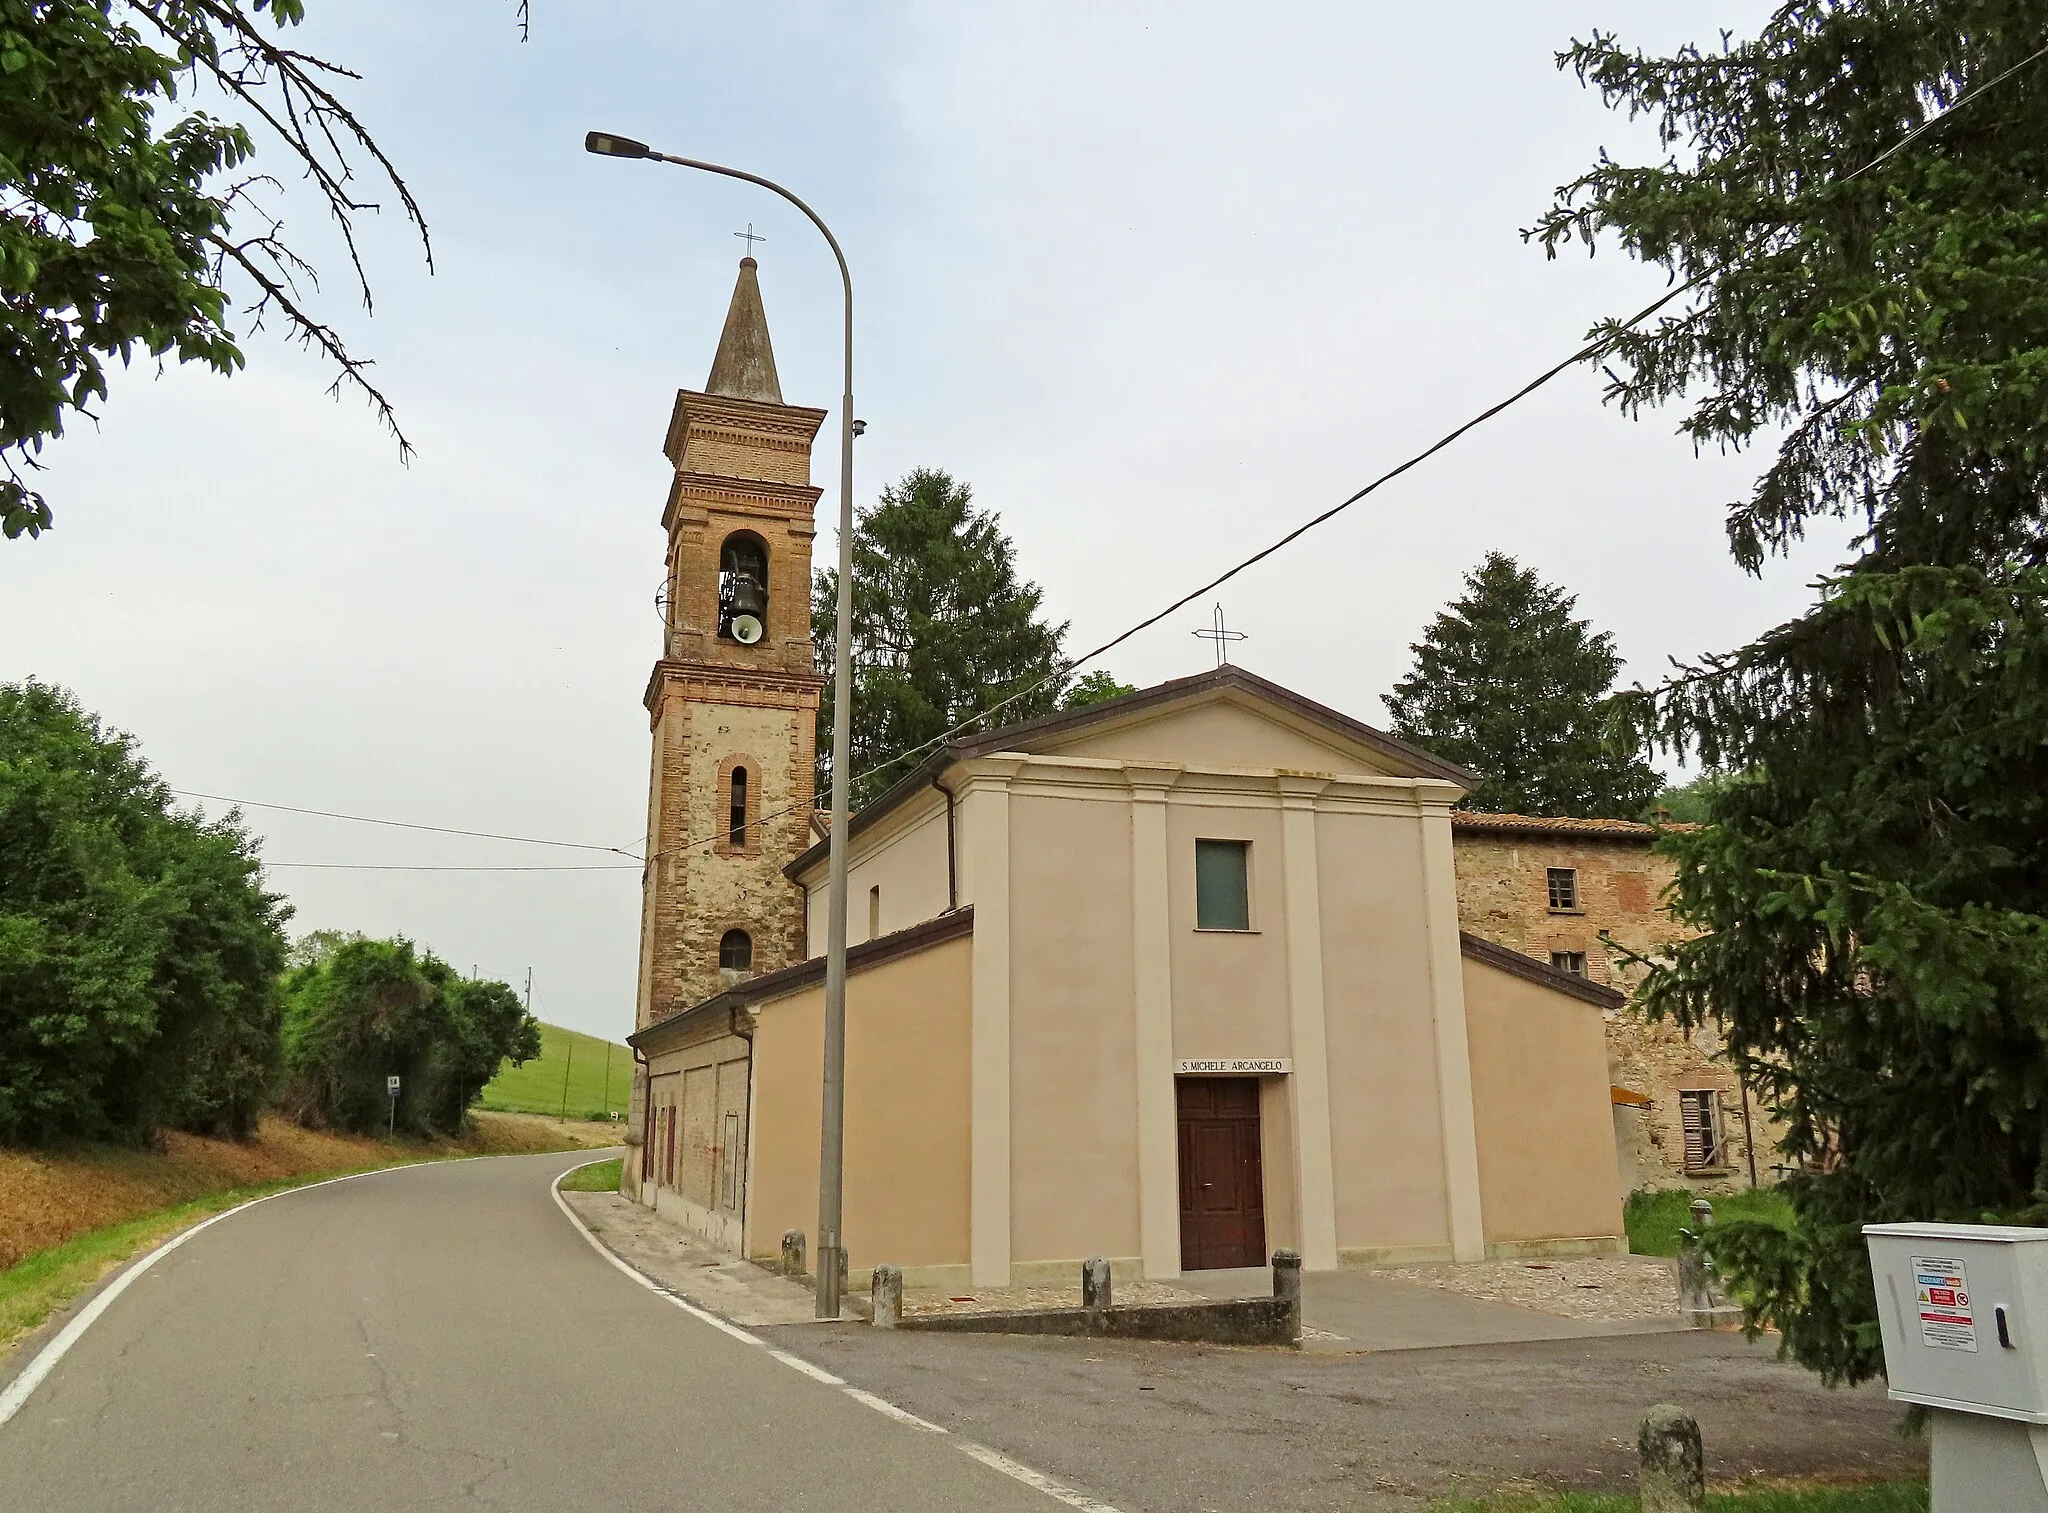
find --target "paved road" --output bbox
[0,1151,1062,1513]
[780,1323,1928,1510]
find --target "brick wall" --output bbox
[1451,813,1778,1193]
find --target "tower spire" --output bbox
[705,256,783,403]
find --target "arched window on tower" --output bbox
[719,929,753,973]
[728,766,749,847]
[718,533,769,645]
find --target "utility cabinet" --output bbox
[1866,1223,2048,1512]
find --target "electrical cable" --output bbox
[199,43,2047,884]
[172,789,642,859]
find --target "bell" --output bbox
[727,572,767,645]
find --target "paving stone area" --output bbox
[1369,1254,1682,1323]
[562,1190,838,1326]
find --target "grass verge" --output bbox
[1625,1186,1796,1257]
[1427,1482,1926,1512]
[558,1158,622,1193]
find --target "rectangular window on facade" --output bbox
[868,884,881,940]
[1195,839,1252,930]
[1551,950,1587,977]
[1679,1089,1723,1171]
[1547,867,1579,912]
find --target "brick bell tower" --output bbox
[634,257,825,1032]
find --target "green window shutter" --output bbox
[1195,839,1251,930]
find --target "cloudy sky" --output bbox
[1,0,1853,1041]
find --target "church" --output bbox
[623,259,1629,1289]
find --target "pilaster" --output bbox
[1419,782,1487,1261]
[1278,777,1340,1270]
[957,758,1023,1287]
[1127,765,1183,1281]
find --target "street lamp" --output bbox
[586,130,858,1320]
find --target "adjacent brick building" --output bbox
[1450,812,1775,1195]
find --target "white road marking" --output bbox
[0,1158,495,1431]
[959,1442,1128,1513]
[767,1348,844,1384]
[842,1387,947,1433]
[551,1164,1126,1511]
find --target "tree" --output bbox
[0,0,474,541]
[279,937,538,1136]
[1533,5,2048,1384]
[1060,670,1138,710]
[1384,552,1662,817]
[813,468,1128,806]
[0,680,290,1143]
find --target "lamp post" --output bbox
[586,131,857,1319]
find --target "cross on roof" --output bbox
[734,223,766,256]
[1193,603,1248,667]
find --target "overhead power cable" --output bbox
[208,46,2048,886]
[172,789,642,860]
[262,862,640,872]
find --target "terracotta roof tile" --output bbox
[1451,811,1676,841]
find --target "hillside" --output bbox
[479,1021,632,1122]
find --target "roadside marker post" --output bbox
[386,1074,401,1138]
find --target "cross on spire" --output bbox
[1193,603,1248,667]
[734,223,766,257]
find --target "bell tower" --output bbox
[634,257,826,1031]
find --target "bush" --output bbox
[279,938,540,1135]
[0,682,290,1144]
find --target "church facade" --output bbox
[624,263,1630,1285]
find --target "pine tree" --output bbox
[1534,4,2048,1383]
[813,469,1083,807]
[1385,553,1661,818]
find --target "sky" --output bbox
[0,0,1857,1041]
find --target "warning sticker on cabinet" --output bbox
[1911,1255,1978,1352]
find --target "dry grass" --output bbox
[0,1110,619,1363]
[0,1110,616,1269]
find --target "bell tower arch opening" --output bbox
[718,531,770,646]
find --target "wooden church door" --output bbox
[1176,1077,1267,1270]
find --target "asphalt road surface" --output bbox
[0,1151,1066,1513]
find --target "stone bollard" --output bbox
[871,1264,903,1329]
[1272,1249,1303,1342]
[1637,1403,1704,1512]
[1675,1201,1740,1329]
[782,1229,806,1280]
[1082,1257,1113,1315]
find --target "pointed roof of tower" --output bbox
[704,257,783,404]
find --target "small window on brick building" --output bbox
[1551,950,1587,977]
[1547,867,1579,912]
[719,929,752,972]
[728,767,749,847]
[1680,1089,1724,1171]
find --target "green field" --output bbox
[480,1022,631,1121]
[1624,1186,1797,1257]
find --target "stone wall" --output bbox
[1450,813,1777,1194]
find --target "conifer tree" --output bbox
[1385,552,1661,818]
[1534,4,2048,1383]
[814,469,1112,807]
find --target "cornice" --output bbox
[643,659,825,714]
